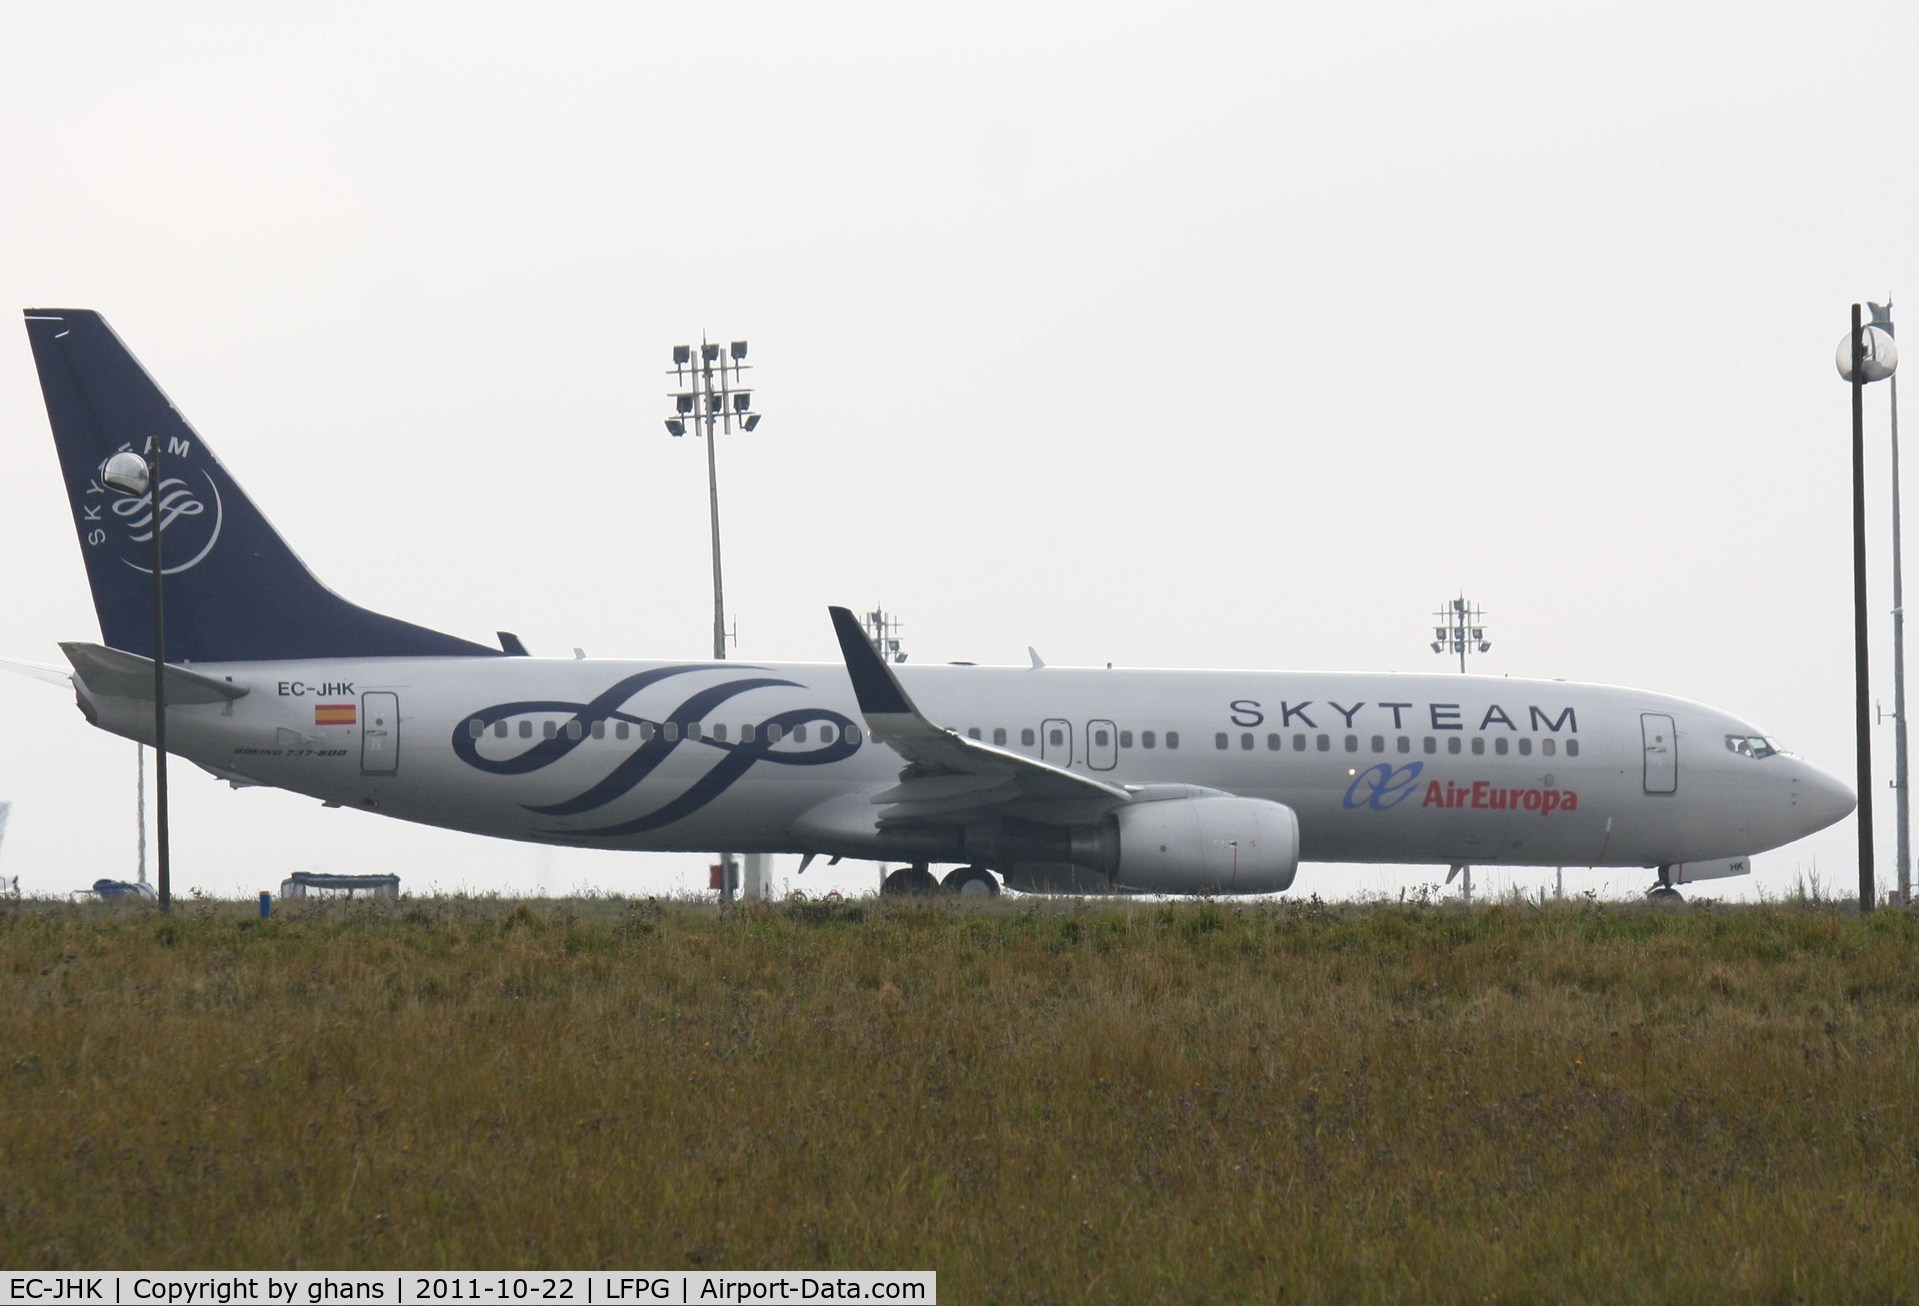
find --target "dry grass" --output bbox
[2,893,1916,1302]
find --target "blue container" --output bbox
[259,890,272,919]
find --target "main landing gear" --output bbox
[879,863,1001,897]
[1646,864,1683,902]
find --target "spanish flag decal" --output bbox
[315,703,357,726]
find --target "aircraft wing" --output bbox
[829,606,1129,829]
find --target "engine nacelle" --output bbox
[1107,796,1301,895]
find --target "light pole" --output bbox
[666,336,762,904]
[1869,300,1910,910]
[1430,594,1491,903]
[1837,306,1898,912]
[101,443,170,913]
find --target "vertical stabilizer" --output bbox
[24,310,500,662]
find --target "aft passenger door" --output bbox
[1642,713,1676,794]
[362,692,400,775]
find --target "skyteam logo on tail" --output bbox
[83,440,224,576]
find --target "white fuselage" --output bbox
[77,655,1855,873]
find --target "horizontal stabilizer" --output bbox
[61,641,251,705]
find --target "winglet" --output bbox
[829,605,915,717]
[1028,646,1046,670]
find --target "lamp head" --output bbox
[102,451,150,496]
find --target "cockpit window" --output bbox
[1725,734,1780,759]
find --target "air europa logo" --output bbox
[80,440,225,576]
[1424,779,1579,815]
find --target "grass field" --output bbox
[2,893,1916,1302]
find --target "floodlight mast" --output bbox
[101,445,169,912]
[1430,593,1491,904]
[665,334,762,903]
[1837,305,1899,911]
[1869,298,1910,911]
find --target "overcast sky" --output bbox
[3,2,1914,902]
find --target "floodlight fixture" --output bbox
[666,419,686,437]
[742,414,761,431]
[102,451,150,496]
[730,341,748,360]
[702,342,720,362]
[1429,593,1491,674]
[673,345,692,366]
[1431,641,1444,654]
[734,392,751,412]
[676,393,695,414]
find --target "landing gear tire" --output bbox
[881,864,939,897]
[1646,864,1682,902]
[941,865,1000,898]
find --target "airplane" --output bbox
[14,308,1857,899]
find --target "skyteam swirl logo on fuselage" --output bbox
[451,665,861,839]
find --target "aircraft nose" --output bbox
[1791,761,1856,833]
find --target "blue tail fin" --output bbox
[24,309,501,662]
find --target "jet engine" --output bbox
[1104,795,1301,894]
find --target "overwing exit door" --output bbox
[1642,713,1676,794]
[362,692,400,775]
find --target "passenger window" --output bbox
[766,724,782,744]
[792,724,807,742]
[1316,735,1330,752]
[616,721,630,740]
[741,724,755,742]
[1397,736,1411,754]
[494,721,508,739]
[1494,737,1508,755]
[1022,728,1036,747]
[1423,737,1436,755]
[1142,731,1157,749]
[1241,733,1255,750]
[1120,730,1134,748]
[1216,733,1229,750]
[1470,737,1484,755]
[1049,728,1065,747]
[968,727,982,740]
[1344,735,1359,753]
[1166,732,1180,749]
[1267,733,1281,750]
[1567,740,1580,757]
[819,724,838,744]
[565,721,583,741]
[712,724,727,742]
[592,720,606,740]
[1542,738,1556,757]
[519,721,533,739]
[1293,734,1307,752]
[1447,737,1461,755]
[1518,738,1532,756]
[663,722,680,742]
[469,719,484,739]
[687,723,703,742]
[994,728,1008,746]
[543,721,558,740]
[1095,728,1111,747]
[638,721,653,741]
[1371,735,1385,753]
